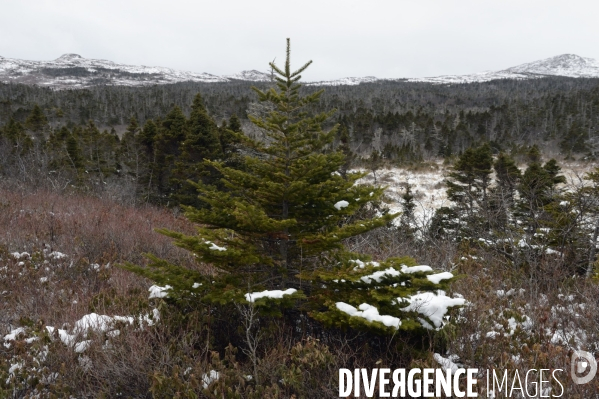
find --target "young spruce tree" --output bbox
[126,39,463,334]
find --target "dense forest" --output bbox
[2,75,599,160]
[1,76,599,207]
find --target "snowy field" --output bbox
[355,159,596,227]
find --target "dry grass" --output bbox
[0,187,208,396]
[3,183,599,397]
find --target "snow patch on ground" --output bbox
[202,370,220,389]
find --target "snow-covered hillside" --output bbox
[1,53,598,89]
[0,53,229,88]
[504,54,599,78]
[224,69,271,82]
[407,54,599,84]
[306,76,379,86]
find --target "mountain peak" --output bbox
[55,54,84,62]
[504,53,599,77]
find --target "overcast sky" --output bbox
[1,0,598,81]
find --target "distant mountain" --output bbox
[0,53,229,88]
[306,76,379,86]
[407,54,599,84]
[1,53,598,89]
[504,54,599,78]
[224,70,272,82]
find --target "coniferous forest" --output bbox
[2,42,599,397]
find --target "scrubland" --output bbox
[2,161,599,398]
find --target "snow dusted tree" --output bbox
[125,39,464,334]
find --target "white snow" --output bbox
[74,340,92,353]
[11,252,30,260]
[149,285,172,299]
[45,326,76,347]
[360,267,402,284]
[336,302,402,328]
[307,76,379,87]
[245,288,297,302]
[0,53,228,89]
[401,265,433,274]
[202,370,220,389]
[207,241,226,251]
[8,361,23,374]
[401,290,466,329]
[433,353,460,374]
[408,54,599,84]
[3,327,26,342]
[350,259,380,269]
[48,251,68,259]
[224,70,271,82]
[74,313,116,334]
[334,200,349,210]
[3,53,598,89]
[426,272,454,284]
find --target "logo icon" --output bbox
[571,350,597,384]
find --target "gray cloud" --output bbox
[1,0,598,81]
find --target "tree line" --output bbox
[1,75,599,166]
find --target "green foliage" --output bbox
[446,143,493,212]
[494,152,521,199]
[125,40,460,336]
[1,118,33,155]
[170,93,224,207]
[441,143,493,237]
[397,184,417,238]
[25,104,49,132]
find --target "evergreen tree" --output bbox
[25,104,49,132]
[185,93,222,161]
[398,184,417,239]
[444,143,493,236]
[3,118,33,155]
[494,152,521,201]
[219,114,241,155]
[337,124,354,177]
[560,119,587,154]
[153,106,188,202]
[66,133,84,170]
[119,116,147,188]
[491,152,522,227]
[139,119,158,153]
[517,154,565,235]
[138,119,160,202]
[170,93,223,206]
[125,39,462,335]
